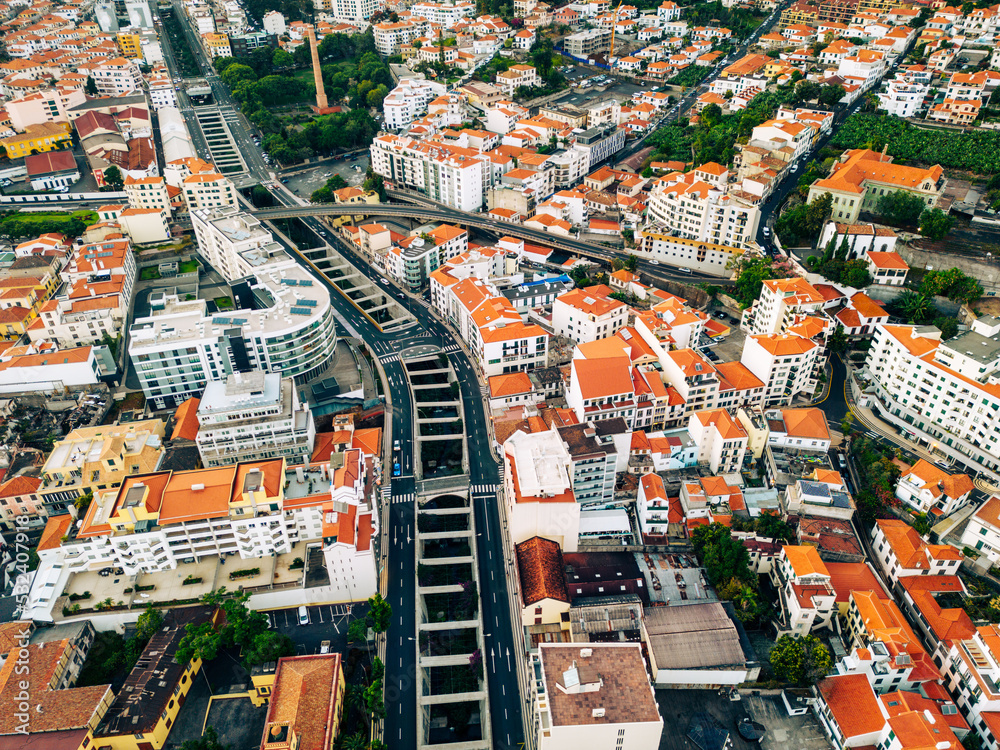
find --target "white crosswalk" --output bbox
[379,353,400,363]
[443,344,461,353]
[471,484,499,495]
[416,299,431,308]
[381,485,391,499]
[392,493,415,504]
[479,385,488,396]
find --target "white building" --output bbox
[770,545,836,635]
[182,170,238,211]
[637,472,674,538]
[195,371,315,467]
[128,208,337,409]
[894,459,974,517]
[961,495,1000,562]
[644,167,761,253]
[741,276,825,336]
[871,518,963,587]
[864,318,1000,478]
[325,0,384,21]
[551,288,628,344]
[741,333,821,406]
[382,78,447,130]
[688,408,748,474]
[534,643,663,750]
[25,453,379,621]
[877,76,928,117]
[370,134,487,212]
[373,21,421,55]
[263,10,286,35]
[838,50,886,92]
[92,57,143,97]
[409,0,475,25]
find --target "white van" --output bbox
[298,606,309,625]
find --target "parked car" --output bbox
[320,640,331,654]
[298,606,309,625]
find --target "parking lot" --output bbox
[282,154,370,199]
[266,603,367,657]
[656,689,830,750]
[701,316,747,364]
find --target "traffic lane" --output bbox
[384,499,417,747]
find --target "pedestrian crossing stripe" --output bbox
[471,484,499,494]
[393,493,415,504]
[479,385,488,396]
[443,344,461,353]
[381,485,391,498]
[379,353,400,363]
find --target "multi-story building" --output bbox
[182,170,238,210]
[27,452,378,621]
[37,419,166,515]
[563,28,612,56]
[373,21,421,55]
[645,167,760,252]
[92,57,143,96]
[497,64,541,97]
[809,149,945,224]
[871,519,963,587]
[894,459,974,517]
[0,475,44,532]
[573,123,627,170]
[688,408,748,473]
[864,318,1000,478]
[128,208,336,409]
[370,133,488,212]
[202,32,232,57]
[0,121,71,159]
[770,545,836,635]
[382,78,447,130]
[877,76,928,117]
[410,0,475,24]
[5,87,87,131]
[838,50,886,91]
[961,495,1000,562]
[741,333,821,405]
[255,654,346,747]
[533,643,663,750]
[322,0,384,22]
[195,371,316,467]
[551,287,628,344]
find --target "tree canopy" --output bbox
[876,190,926,227]
[769,634,833,686]
[729,255,790,308]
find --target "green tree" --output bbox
[818,84,846,106]
[272,48,293,68]
[242,631,296,667]
[827,324,848,353]
[348,619,368,643]
[701,102,723,129]
[221,63,257,89]
[134,604,164,642]
[691,523,753,587]
[342,735,367,750]
[366,593,392,633]
[918,207,955,240]
[920,268,983,304]
[85,76,98,95]
[877,191,926,226]
[180,726,229,750]
[175,621,222,665]
[756,510,793,541]
[717,577,769,624]
[794,79,820,103]
[769,634,833,686]
[364,678,386,717]
[895,288,933,322]
[103,165,124,190]
[841,260,872,288]
[366,84,388,108]
[729,255,787,308]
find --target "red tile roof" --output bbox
[516,536,570,606]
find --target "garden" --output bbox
[0,209,96,238]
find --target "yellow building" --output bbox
[116,31,142,58]
[0,121,72,158]
[779,1,818,27]
[329,186,381,227]
[79,608,218,750]
[202,32,232,58]
[257,654,346,750]
[857,0,904,12]
[38,419,167,507]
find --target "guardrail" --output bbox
[0,191,127,204]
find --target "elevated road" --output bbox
[248,202,735,284]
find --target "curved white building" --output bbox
[129,207,337,409]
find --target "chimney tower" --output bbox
[308,26,332,114]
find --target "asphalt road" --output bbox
[260,184,524,749]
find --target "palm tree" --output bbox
[342,734,367,750]
[897,289,932,323]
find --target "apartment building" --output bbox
[503,429,581,552]
[864,318,1000,477]
[497,64,541,97]
[871,518,963,586]
[533,644,663,750]
[551,287,628,344]
[929,98,982,126]
[31,277,130,349]
[0,475,44,532]
[770,545,836,635]
[741,333,821,406]
[808,149,945,224]
[563,28,612,56]
[124,175,172,215]
[382,78,447,130]
[741,277,824,336]
[895,460,974,517]
[373,21,421,55]
[370,134,487,212]
[838,50,886,91]
[129,208,336,409]
[6,87,87,131]
[92,57,143,96]
[323,0,384,21]
[182,171,238,211]
[27,453,378,620]
[195,371,315,467]
[961,496,1000,563]
[645,168,761,251]
[37,419,166,515]
[688,408,748,474]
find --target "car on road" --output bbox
[393,461,401,477]
[397,292,405,299]
[380,277,389,285]
[790,163,799,172]
[650,259,660,264]
[762,226,771,236]
[678,267,692,274]
[394,439,400,450]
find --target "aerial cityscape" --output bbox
[2,0,1000,748]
